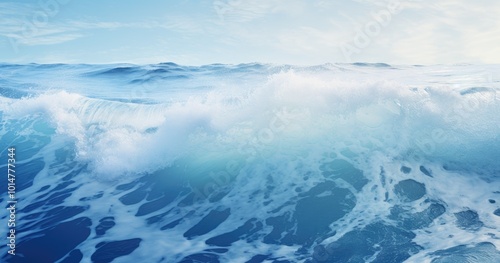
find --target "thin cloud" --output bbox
[2,21,83,46]
[387,0,500,63]
[67,19,201,33]
[213,0,288,23]
[0,2,202,47]
[1,0,499,64]
[0,2,83,46]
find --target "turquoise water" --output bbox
[0,63,499,262]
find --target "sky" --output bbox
[0,0,499,65]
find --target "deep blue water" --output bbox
[0,63,499,262]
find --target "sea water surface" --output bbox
[0,63,499,263]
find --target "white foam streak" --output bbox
[1,67,499,178]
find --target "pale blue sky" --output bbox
[1,0,499,65]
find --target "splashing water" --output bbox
[0,63,499,262]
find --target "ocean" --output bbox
[0,62,499,262]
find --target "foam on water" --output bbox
[0,63,499,262]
